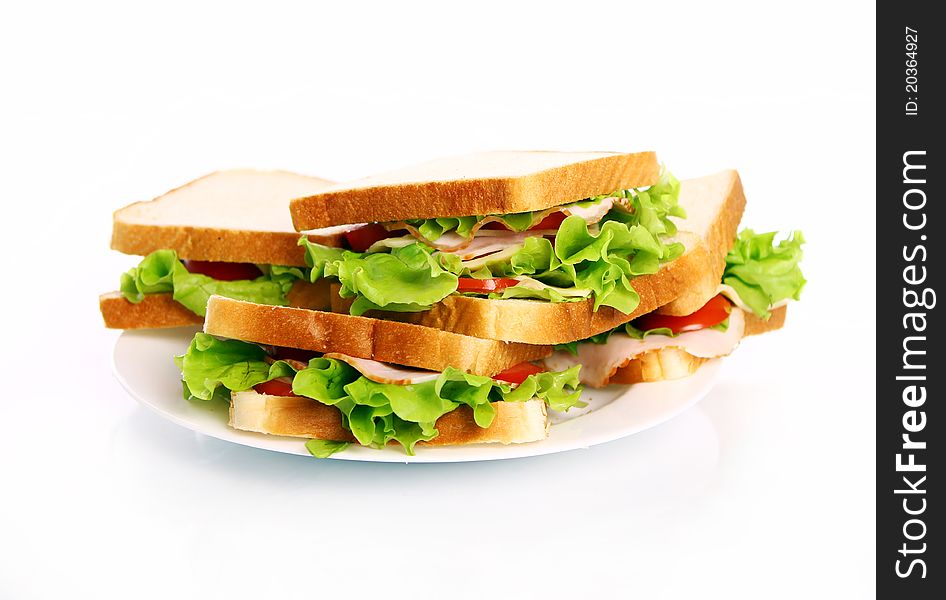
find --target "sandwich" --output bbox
[288,150,804,387]
[544,229,806,386]
[110,151,803,460]
[289,151,746,345]
[100,169,354,329]
[176,295,584,456]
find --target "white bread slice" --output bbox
[204,295,552,376]
[608,305,787,384]
[331,170,746,345]
[111,169,348,267]
[290,150,659,230]
[230,392,548,445]
[99,291,203,329]
[98,279,334,330]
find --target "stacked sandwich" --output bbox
[102,151,804,457]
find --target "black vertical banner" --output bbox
[877,2,943,596]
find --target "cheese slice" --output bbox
[544,308,747,387]
[512,276,593,298]
[365,234,418,252]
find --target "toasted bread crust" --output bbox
[204,296,551,376]
[290,151,659,230]
[656,171,746,315]
[608,305,789,384]
[99,292,202,329]
[743,304,787,336]
[230,392,548,445]
[100,280,334,330]
[110,224,339,267]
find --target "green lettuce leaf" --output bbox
[505,366,583,412]
[599,172,685,235]
[403,199,609,242]
[723,229,806,319]
[413,215,484,240]
[553,321,677,355]
[305,440,351,458]
[292,359,583,455]
[174,333,297,401]
[301,240,459,315]
[120,249,303,316]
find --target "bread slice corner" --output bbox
[99,292,202,330]
[111,169,343,266]
[99,280,334,330]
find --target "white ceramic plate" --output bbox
[113,327,722,463]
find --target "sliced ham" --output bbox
[544,308,747,387]
[323,353,441,385]
[562,196,617,222]
[443,231,548,260]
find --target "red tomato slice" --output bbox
[183,260,263,281]
[633,294,732,334]
[493,362,546,385]
[344,223,396,252]
[531,211,566,230]
[456,278,519,294]
[254,379,298,397]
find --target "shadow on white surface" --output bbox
[111,399,721,511]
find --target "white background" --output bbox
[1,1,875,598]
